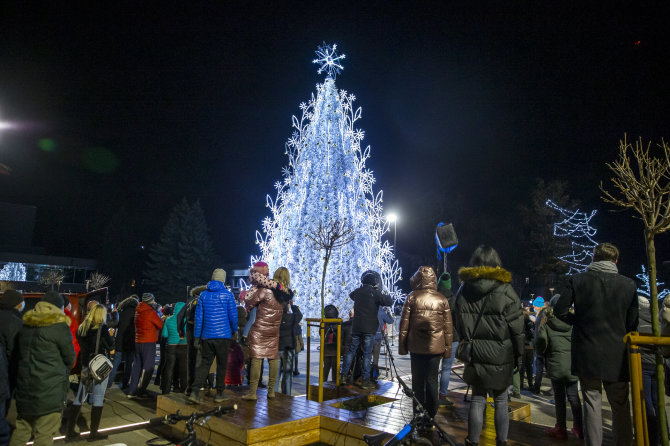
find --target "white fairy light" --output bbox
[312,42,346,79]
[253,43,402,317]
[0,262,27,281]
[636,265,670,300]
[546,199,598,274]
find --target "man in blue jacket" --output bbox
[189,268,238,404]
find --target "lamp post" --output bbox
[387,213,398,254]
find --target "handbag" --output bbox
[88,326,113,382]
[455,289,489,365]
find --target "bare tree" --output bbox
[307,219,355,317]
[89,272,111,291]
[39,270,65,291]
[601,135,670,446]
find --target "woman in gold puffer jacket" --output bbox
[398,266,453,417]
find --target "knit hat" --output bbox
[0,289,24,309]
[532,296,545,308]
[42,291,64,308]
[211,268,226,283]
[142,292,155,303]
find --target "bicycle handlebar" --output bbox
[148,404,238,426]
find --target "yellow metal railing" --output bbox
[306,318,342,402]
[624,332,670,446]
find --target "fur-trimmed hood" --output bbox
[458,266,512,299]
[458,266,512,283]
[117,295,139,311]
[190,285,207,298]
[23,301,71,327]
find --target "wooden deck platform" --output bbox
[155,380,584,445]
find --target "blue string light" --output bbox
[636,265,670,300]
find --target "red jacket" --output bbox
[64,308,80,364]
[134,302,164,344]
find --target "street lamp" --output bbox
[387,213,398,253]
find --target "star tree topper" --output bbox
[313,42,346,79]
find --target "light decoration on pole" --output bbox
[253,43,402,317]
[637,265,670,300]
[0,262,27,282]
[546,199,598,274]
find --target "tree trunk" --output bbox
[320,249,331,318]
[645,230,668,446]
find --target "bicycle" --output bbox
[363,333,457,446]
[144,404,237,446]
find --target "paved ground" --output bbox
[5,337,649,445]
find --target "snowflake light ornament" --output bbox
[313,43,346,79]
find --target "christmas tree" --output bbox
[254,43,401,317]
[145,198,216,302]
[0,262,26,282]
[546,199,598,274]
[637,265,670,300]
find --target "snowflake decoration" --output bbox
[312,42,346,79]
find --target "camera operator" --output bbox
[340,270,393,390]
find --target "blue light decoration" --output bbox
[312,42,346,79]
[253,43,402,317]
[546,199,598,274]
[636,265,670,300]
[0,262,27,281]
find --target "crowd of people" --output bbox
[0,241,667,445]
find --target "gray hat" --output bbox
[42,291,64,308]
[142,292,155,303]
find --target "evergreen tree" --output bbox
[144,198,215,303]
[254,43,401,317]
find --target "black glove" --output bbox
[240,336,248,346]
[513,357,521,374]
[193,338,201,349]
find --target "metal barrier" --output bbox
[306,317,342,402]
[624,332,670,446]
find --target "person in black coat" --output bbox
[0,290,24,406]
[0,343,10,446]
[453,246,524,446]
[340,271,393,389]
[555,242,638,446]
[276,301,302,395]
[107,295,138,389]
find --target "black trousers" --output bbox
[185,326,197,391]
[194,339,230,392]
[520,349,534,388]
[410,353,442,418]
[323,355,337,381]
[162,344,188,393]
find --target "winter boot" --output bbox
[495,441,508,446]
[64,404,82,442]
[188,388,202,404]
[360,380,375,390]
[87,406,108,442]
[214,390,229,403]
[571,425,584,439]
[267,359,279,399]
[545,424,567,440]
[242,358,261,401]
[464,438,478,446]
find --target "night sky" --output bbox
[1,3,669,282]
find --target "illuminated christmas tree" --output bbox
[546,199,598,274]
[637,265,670,300]
[0,262,27,282]
[254,43,401,317]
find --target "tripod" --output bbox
[363,332,457,446]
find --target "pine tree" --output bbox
[145,198,215,302]
[254,43,401,317]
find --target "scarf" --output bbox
[587,260,618,274]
